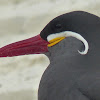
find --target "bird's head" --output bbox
[0,11,93,57]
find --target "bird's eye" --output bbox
[55,24,62,29]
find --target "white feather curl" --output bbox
[47,31,89,55]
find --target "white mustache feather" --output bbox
[47,31,89,55]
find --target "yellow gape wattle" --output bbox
[48,37,65,47]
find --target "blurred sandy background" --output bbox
[0,0,100,100]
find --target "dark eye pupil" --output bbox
[55,24,62,29]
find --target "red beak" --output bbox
[0,34,49,57]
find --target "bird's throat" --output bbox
[46,37,83,63]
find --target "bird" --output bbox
[0,11,100,100]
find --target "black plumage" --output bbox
[38,11,100,100]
